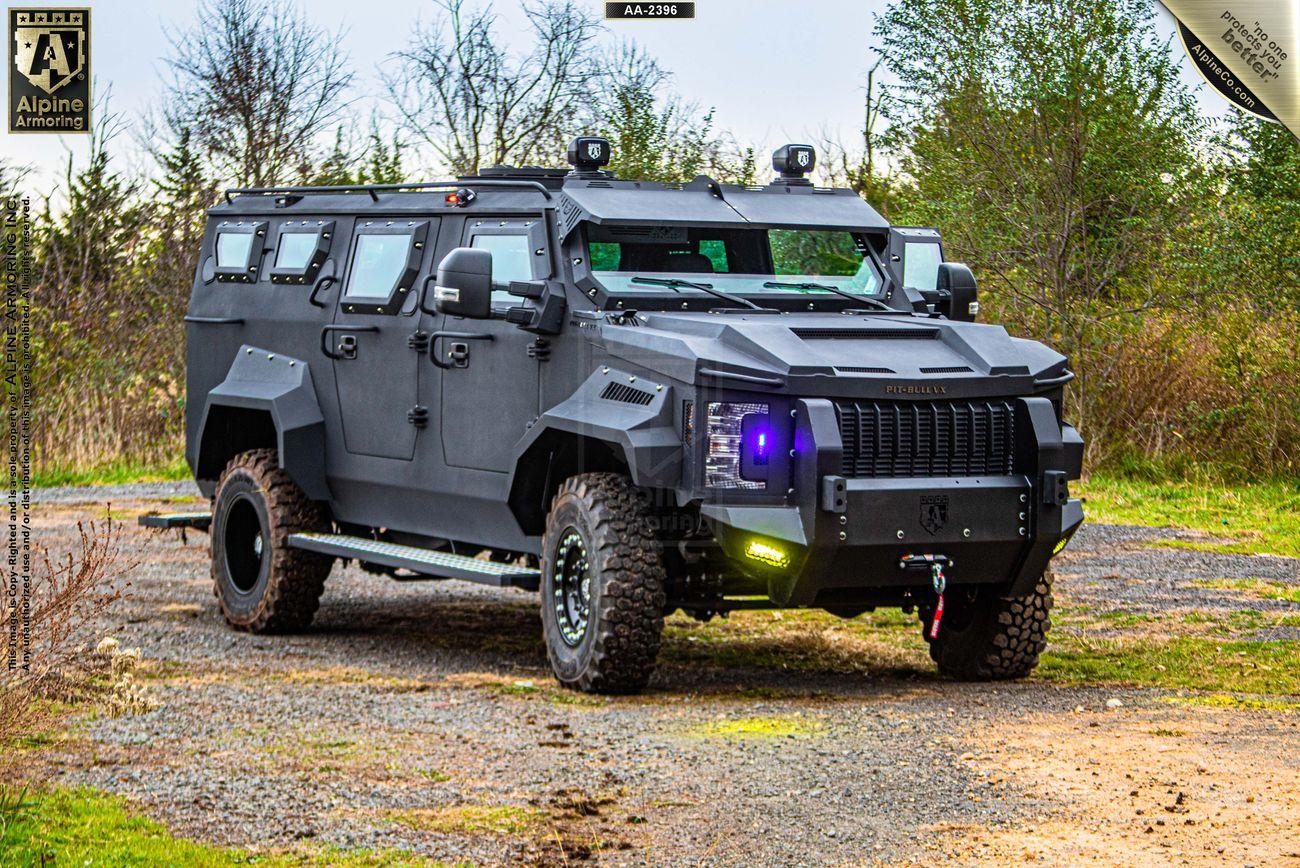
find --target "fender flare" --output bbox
[191,346,330,501]
[506,369,681,531]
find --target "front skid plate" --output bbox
[288,533,540,591]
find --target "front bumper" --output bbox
[701,396,1084,606]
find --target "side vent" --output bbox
[792,327,939,340]
[600,382,655,406]
[920,365,972,374]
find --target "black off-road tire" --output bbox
[920,573,1054,680]
[211,449,333,633]
[540,473,667,694]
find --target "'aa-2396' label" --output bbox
[605,3,696,20]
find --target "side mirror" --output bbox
[937,262,979,322]
[429,247,493,318]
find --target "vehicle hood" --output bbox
[593,311,1068,399]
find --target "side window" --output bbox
[340,220,429,315]
[270,220,334,285]
[212,221,267,284]
[902,241,942,292]
[472,233,532,294]
[216,233,253,267]
[466,219,547,304]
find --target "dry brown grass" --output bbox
[0,519,139,756]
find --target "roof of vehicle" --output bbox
[211,171,890,234]
[557,176,889,236]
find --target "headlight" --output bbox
[706,402,769,489]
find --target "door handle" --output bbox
[428,330,494,369]
[320,324,379,360]
[308,274,337,308]
[184,315,245,325]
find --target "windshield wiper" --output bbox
[762,280,893,312]
[630,276,766,311]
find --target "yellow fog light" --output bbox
[745,540,789,568]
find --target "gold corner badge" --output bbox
[8,7,91,134]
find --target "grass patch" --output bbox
[273,666,435,693]
[1038,637,1299,695]
[661,608,928,676]
[33,456,190,488]
[688,715,822,739]
[0,786,436,865]
[1077,474,1300,557]
[390,804,541,836]
[1160,693,1300,711]
[1189,578,1300,604]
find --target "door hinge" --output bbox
[407,405,430,428]
[408,331,430,354]
[527,338,551,361]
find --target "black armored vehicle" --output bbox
[151,139,1084,693]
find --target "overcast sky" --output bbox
[1,0,1231,187]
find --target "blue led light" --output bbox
[750,421,771,467]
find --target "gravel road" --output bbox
[21,486,1300,865]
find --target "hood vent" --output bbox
[600,381,655,406]
[835,366,895,374]
[920,365,972,374]
[792,327,939,340]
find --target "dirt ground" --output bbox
[11,486,1300,866]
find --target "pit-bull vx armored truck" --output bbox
[149,138,1084,693]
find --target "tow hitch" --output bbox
[899,553,950,638]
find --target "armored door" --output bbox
[438,219,547,472]
[329,218,438,460]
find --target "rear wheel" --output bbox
[540,473,666,694]
[211,449,333,633]
[920,573,1054,680]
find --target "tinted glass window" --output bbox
[903,241,942,291]
[589,241,620,271]
[770,229,880,293]
[472,234,533,283]
[699,239,729,273]
[275,231,318,270]
[216,232,253,268]
[345,233,412,299]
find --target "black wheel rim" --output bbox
[551,528,590,647]
[224,494,266,594]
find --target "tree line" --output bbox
[3,0,1296,480]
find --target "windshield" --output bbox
[586,225,884,297]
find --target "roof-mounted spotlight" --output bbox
[567,136,612,176]
[772,144,816,185]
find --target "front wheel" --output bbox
[920,573,1054,680]
[539,473,667,694]
[211,449,333,633]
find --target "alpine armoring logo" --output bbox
[920,494,949,536]
[8,7,91,133]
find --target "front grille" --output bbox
[835,399,1016,477]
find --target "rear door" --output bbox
[329,218,438,460]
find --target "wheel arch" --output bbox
[506,369,683,536]
[191,346,331,501]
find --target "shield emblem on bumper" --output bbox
[920,494,949,535]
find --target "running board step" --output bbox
[287,533,540,591]
[139,512,212,530]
